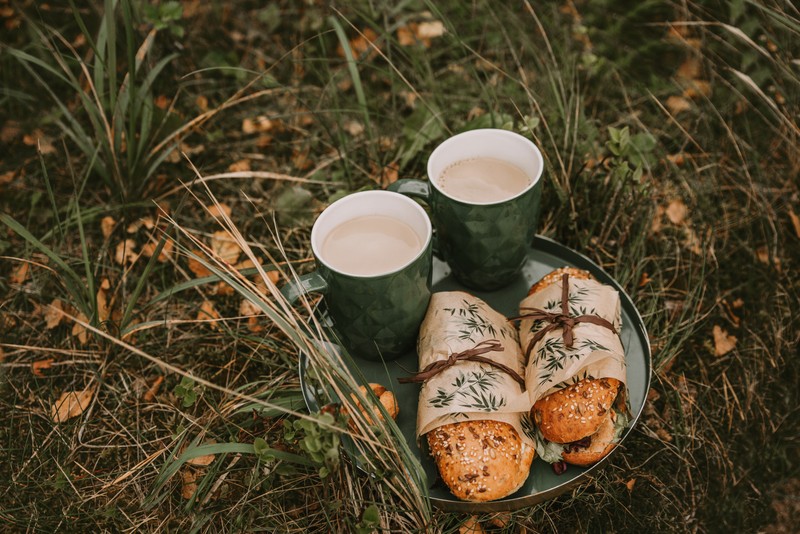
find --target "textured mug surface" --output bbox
[390,129,543,290]
[282,190,433,361]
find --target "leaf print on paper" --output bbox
[429,387,456,408]
[443,300,503,342]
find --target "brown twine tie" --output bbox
[510,273,618,358]
[398,339,525,387]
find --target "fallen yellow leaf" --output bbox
[211,231,242,265]
[100,216,116,239]
[789,208,800,239]
[45,299,65,329]
[141,238,173,263]
[188,250,212,278]
[72,312,89,345]
[228,159,251,172]
[666,199,688,225]
[51,385,96,423]
[10,262,30,284]
[207,203,232,219]
[142,375,164,402]
[180,469,198,499]
[96,282,110,323]
[31,358,54,376]
[713,325,737,357]
[197,300,221,329]
[666,95,692,115]
[114,239,138,265]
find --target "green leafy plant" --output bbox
[283,411,341,478]
[8,0,184,201]
[141,1,184,38]
[173,376,201,408]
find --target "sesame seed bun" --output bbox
[531,377,621,444]
[426,420,535,502]
[560,409,619,466]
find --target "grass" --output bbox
[1,0,798,532]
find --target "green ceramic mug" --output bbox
[389,129,543,291]
[281,190,433,361]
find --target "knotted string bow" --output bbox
[398,339,525,387]
[511,273,618,358]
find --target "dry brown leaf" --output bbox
[101,216,116,239]
[755,245,781,270]
[655,427,673,442]
[114,239,138,265]
[154,95,170,109]
[214,282,235,297]
[651,205,665,235]
[45,299,65,329]
[72,312,89,345]
[31,358,54,376]
[51,385,96,423]
[197,300,221,329]
[187,441,217,466]
[666,153,686,166]
[676,56,702,81]
[397,25,416,46]
[291,148,312,171]
[126,216,155,234]
[625,478,637,491]
[0,170,14,186]
[207,203,232,219]
[666,95,692,115]
[188,250,212,278]
[195,95,208,112]
[638,272,652,288]
[416,20,446,40]
[142,375,164,402]
[180,469,198,499]
[459,516,484,534]
[96,282,110,323]
[666,199,688,225]
[713,325,737,357]
[344,120,364,137]
[23,130,56,154]
[211,231,242,264]
[370,161,400,188]
[683,80,712,99]
[141,238,174,263]
[337,27,379,58]
[732,298,744,309]
[10,262,30,284]
[242,116,273,134]
[788,209,800,239]
[1,120,22,143]
[239,299,264,333]
[684,227,704,255]
[228,159,251,172]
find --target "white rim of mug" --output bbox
[427,128,544,206]
[310,190,433,278]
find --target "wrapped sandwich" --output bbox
[519,267,629,473]
[402,291,535,502]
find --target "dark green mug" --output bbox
[389,129,544,291]
[281,191,433,361]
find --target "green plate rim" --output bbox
[298,235,652,512]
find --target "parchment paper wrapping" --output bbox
[516,276,627,408]
[414,291,533,445]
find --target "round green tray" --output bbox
[299,235,652,512]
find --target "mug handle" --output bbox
[280,271,328,304]
[388,178,431,201]
[387,179,440,257]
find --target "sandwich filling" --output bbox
[534,408,629,464]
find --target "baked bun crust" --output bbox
[531,377,621,444]
[560,409,618,466]
[527,266,593,297]
[426,420,535,502]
